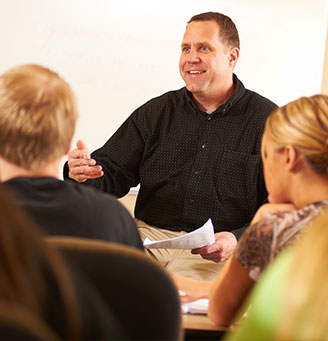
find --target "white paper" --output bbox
[181,299,209,315]
[143,219,215,249]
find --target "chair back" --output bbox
[0,303,60,340]
[45,237,182,340]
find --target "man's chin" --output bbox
[186,86,204,97]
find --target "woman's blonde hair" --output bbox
[275,208,328,340]
[0,64,78,171]
[263,95,328,175]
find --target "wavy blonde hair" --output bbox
[0,64,77,171]
[263,95,328,176]
[275,208,328,340]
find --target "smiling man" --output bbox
[65,12,277,280]
[179,19,238,111]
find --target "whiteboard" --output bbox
[0,0,327,155]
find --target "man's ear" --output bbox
[228,47,239,68]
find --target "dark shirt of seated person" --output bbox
[3,176,143,249]
[0,64,143,250]
[0,185,126,340]
[173,94,328,326]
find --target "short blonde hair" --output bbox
[263,95,328,176]
[0,64,78,171]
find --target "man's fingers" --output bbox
[76,139,86,150]
[70,165,103,176]
[191,246,207,255]
[68,157,97,168]
[76,139,90,158]
[69,165,103,183]
[191,244,219,255]
[68,148,93,161]
[200,252,224,263]
[75,172,104,182]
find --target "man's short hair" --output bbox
[0,64,78,171]
[188,12,240,50]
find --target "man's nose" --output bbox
[187,49,200,63]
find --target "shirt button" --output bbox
[207,116,212,121]
[194,170,201,175]
[188,199,194,204]
[201,144,207,149]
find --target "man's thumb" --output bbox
[76,140,90,158]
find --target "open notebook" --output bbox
[181,299,209,315]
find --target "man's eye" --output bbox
[182,47,190,52]
[202,46,209,51]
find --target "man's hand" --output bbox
[191,232,237,263]
[67,140,103,182]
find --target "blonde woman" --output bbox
[174,94,328,326]
[227,209,328,340]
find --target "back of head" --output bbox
[188,12,240,50]
[264,95,328,176]
[0,64,78,171]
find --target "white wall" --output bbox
[0,0,327,157]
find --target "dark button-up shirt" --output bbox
[64,74,277,238]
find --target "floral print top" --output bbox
[234,200,328,281]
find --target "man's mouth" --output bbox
[187,70,205,74]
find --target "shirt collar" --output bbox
[184,73,246,114]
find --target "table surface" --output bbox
[182,313,232,332]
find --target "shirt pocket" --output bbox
[215,150,261,204]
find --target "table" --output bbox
[182,313,232,340]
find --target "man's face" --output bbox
[179,20,234,99]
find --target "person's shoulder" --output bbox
[64,179,121,205]
[233,75,277,114]
[239,204,320,253]
[136,87,187,110]
[238,217,273,247]
[129,87,188,125]
[148,87,186,102]
[234,216,279,281]
[64,180,138,229]
[243,88,278,111]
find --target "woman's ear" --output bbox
[284,145,300,173]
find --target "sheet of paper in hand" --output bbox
[143,218,215,249]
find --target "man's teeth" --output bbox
[188,71,204,74]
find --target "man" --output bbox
[66,12,277,280]
[0,64,143,250]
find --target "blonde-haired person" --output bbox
[174,94,328,326]
[0,64,76,172]
[0,64,142,249]
[227,208,328,341]
[0,185,124,339]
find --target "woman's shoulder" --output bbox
[234,200,328,281]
